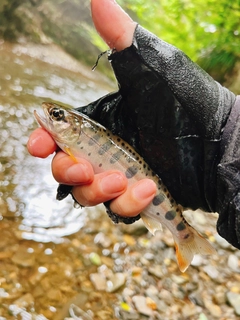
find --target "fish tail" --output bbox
[174,227,216,273]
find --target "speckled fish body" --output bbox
[34,102,215,272]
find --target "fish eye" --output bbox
[50,107,65,121]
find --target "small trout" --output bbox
[34,102,215,272]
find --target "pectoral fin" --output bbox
[64,146,78,163]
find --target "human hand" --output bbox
[27,0,157,217]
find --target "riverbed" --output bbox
[0,40,240,320]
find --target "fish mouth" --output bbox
[34,103,55,135]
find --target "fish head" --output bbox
[34,102,83,151]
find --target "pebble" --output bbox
[11,247,35,267]
[181,303,198,318]
[106,273,126,293]
[13,293,34,308]
[191,254,204,267]
[203,296,222,318]
[226,291,240,316]
[132,295,154,316]
[89,273,107,291]
[227,254,239,272]
[202,265,219,280]
[214,234,232,249]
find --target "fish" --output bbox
[34,102,216,272]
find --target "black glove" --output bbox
[61,24,240,249]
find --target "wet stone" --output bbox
[203,265,219,281]
[226,292,240,316]
[227,254,239,272]
[132,295,154,316]
[13,293,34,308]
[89,273,107,291]
[11,247,35,267]
[106,273,126,293]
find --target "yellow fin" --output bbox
[141,213,162,235]
[64,146,78,163]
[174,227,216,273]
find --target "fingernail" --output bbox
[101,173,126,194]
[133,180,156,200]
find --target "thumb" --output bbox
[91,0,137,51]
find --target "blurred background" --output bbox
[0,1,240,319]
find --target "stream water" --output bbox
[0,41,111,243]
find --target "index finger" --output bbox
[27,128,57,158]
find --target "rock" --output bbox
[94,232,112,248]
[13,293,34,308]
[203,296,222,318]
[181,303,197,318]
[106,273,126,293]
[11,247,35,267]
[47,288,62,301]
[90,273,107,291]
[148,265,164,278]
[213,286,227,305]
[214,234,232,249]
[89,252,101,266]
[226,291,240,316]
[202,265,219,280]
[228,254,239,272]
[158,289,174,305]
[132,295,154,316]
[171,274,189,285]
[191,254,204,267]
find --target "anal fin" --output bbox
[141,213,162,235]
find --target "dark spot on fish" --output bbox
[125,165,138,179]
[152,194,165,206]
[77,141,81,145]
[98,141,112,155]
[110,150,122,164]
[88,153,91,156]
[88,133,101,146]
[184,233,190,239]
[99,163,102,167]
[165,210,176,220]
[156,212,160,216]
[117,138,121,142]
[176,221,186,231]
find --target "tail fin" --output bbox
[174,227,216,272]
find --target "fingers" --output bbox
[27,128,57,158]
[52,151,156,215]
[110,179,157,216]
[52,152,94,185]
[73,177,156,216]
[91,0,137,50]
[72,171,128,206]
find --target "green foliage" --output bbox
[121,0,240,80]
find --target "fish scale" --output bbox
[34,102,216,272]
